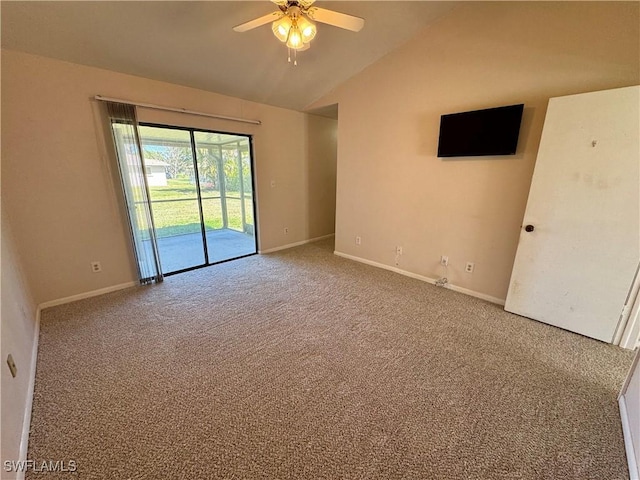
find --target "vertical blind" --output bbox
[106,101,163,284]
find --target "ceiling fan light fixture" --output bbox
[234,0,365,64]
[297,15,316,43]
[286,22,304,50]
[272,15,292,43]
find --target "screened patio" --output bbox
[138,125,257,274]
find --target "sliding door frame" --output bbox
[139,122,259,276]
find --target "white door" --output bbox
[505,86,639,343]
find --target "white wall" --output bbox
[310,2,639,302]
[1,50,337,305]
[1,207,39,477]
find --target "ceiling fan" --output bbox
[233,0,365,64]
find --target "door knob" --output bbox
[524,224,535,232]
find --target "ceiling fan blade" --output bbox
[307,7,364,32]
[233,11,282,33]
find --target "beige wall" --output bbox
[311,2,639,302]
[306,114,337,240]
[1,50,337,304]
[1,206,38,474]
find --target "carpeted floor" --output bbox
[28,238,634,479]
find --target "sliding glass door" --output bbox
[194,132,256,263]
[138,126,205,273]
[138,124,257,275]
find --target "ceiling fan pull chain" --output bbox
[287,47,291,63]
[294,48,298,66]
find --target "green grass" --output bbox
[149,179,254,238]
[149,178,198,199]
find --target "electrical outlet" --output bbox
[284,227,289,235]
[91,261,102,273]
[440,255,449,266]
[465,262,475,273]
[396,246,403,255]
[7,354,17,378]
[355,236,361,245]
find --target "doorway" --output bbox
[138,124,257,275]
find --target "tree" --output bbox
[143,145,193,180]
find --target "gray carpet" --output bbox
[28,238,633,479]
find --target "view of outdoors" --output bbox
[141,127,254,238]
[138,125,256,273]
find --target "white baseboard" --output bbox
[38,281,138,311]
[259,234,335,254]
[14,281,137,479]
[16,308,41,480]
[619,395,640,480]
[333,250,506,306]
[620,296,640,350]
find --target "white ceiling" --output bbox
[1,1,458,113]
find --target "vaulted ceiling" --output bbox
[1,1,458,113]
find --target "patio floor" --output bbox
[156,228,256,274]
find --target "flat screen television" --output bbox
[437,104,524,157]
